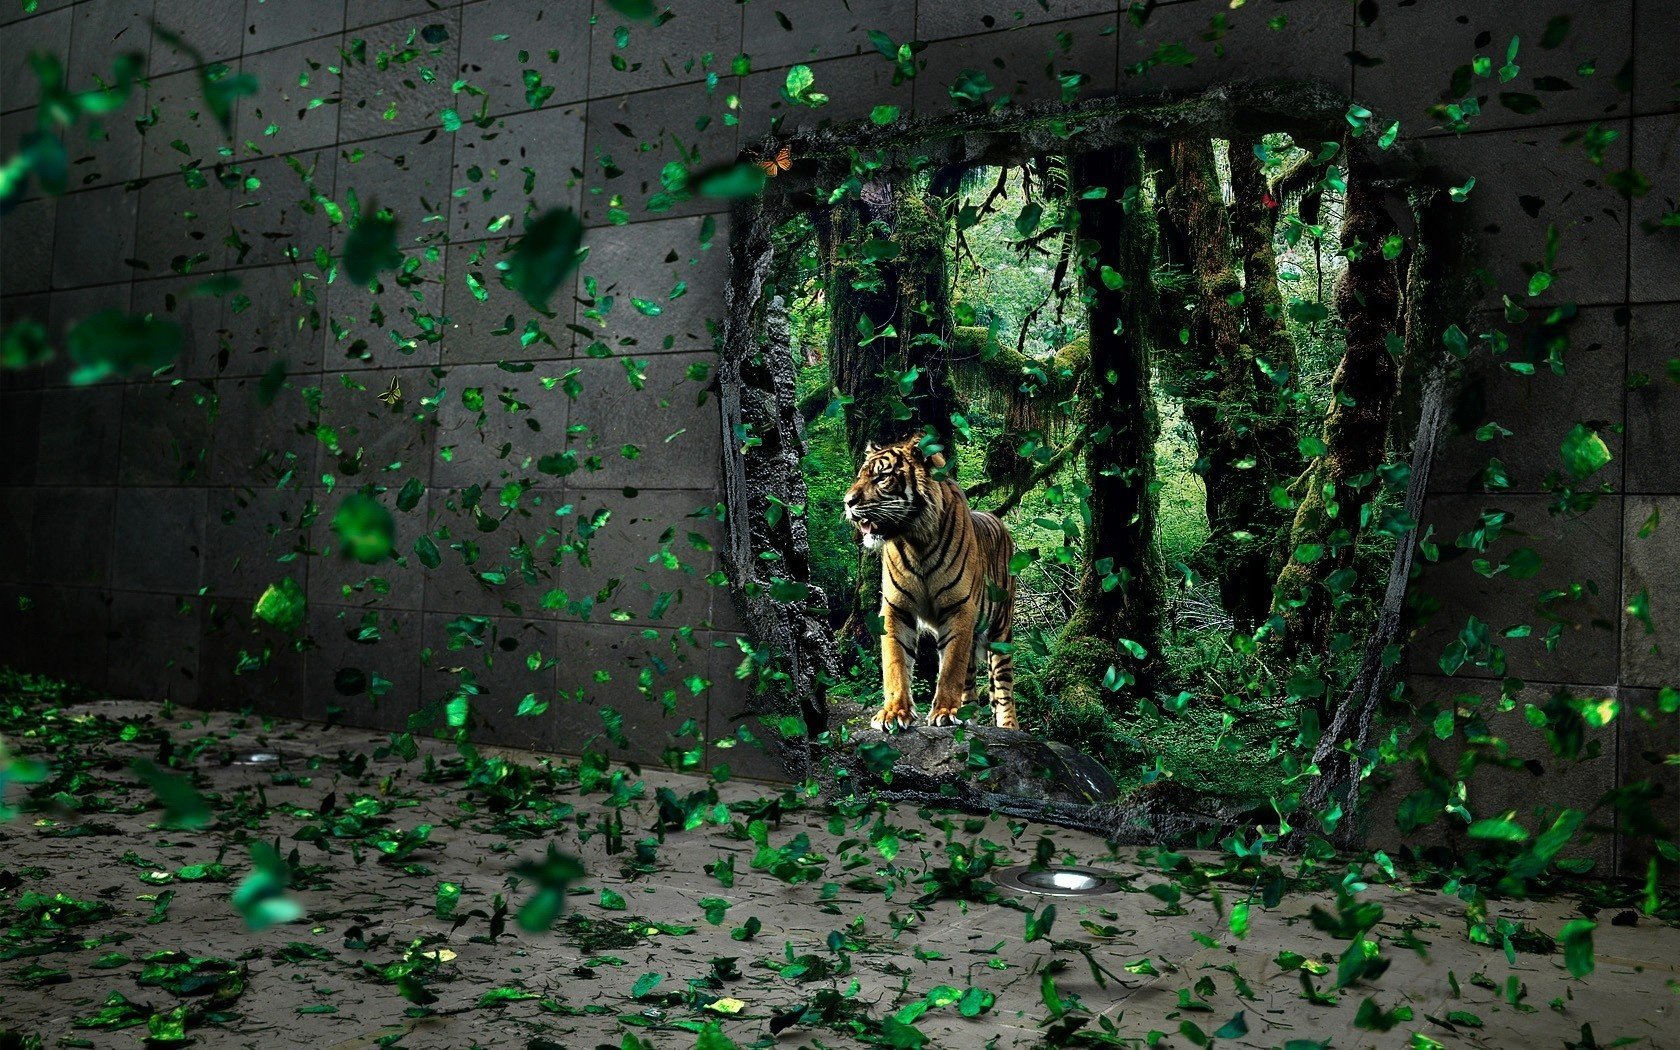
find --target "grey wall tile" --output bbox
[244,0,347,55]
[1354,0,1631,136]
[2,6,72,111]
[563,351,723,491]
[739,49,913,141]
[1627,302,1680,495]
[1622,496,1680,688]
[153,0,245,75]
[448,104,586,243]
[141,68,239,179]
[582,81,739,224]
[458,0,590,115]
[304,603,424,727]
[1365,675,1620,871]
[221,263,329,375]
[332,128,456,250]
[546,618,714,765]
[1422,122,1630,308]
[1,197,58,294]
[1432,307,1627,494]
[229,148,339,268]
[29,487,117,588]
[118,379,216,485]
[1410,492,1623,686]
[113,486,208,592]
[743,0,912,71]
[420,608,562,746]
[134,168,239,276]
[589,0,741,96]
[550,486,722,627]
[52,185,138,289]
[106,590,202,704]
[132,274,230,380]
[66,0,153,86]
[914,13,1119,116]
[236,36,346,152]
[571,213,725,356]
[441,237,576,364]
[917,0,1117,44]
[0,391,43,486]
[1618,688,1680,877]
[206,371,321,485]
[431,360,570,488]
[201,485,314,599]
[1629,114,1678,303]
[322,246,449,370]
[0,488,36,582]
[35,384,124,485]
[339,11,461,140]
[1632,1,1680,117]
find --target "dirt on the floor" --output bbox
[0,695,1676,1049]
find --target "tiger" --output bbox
[842,433,1018,732]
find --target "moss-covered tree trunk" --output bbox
[821,174,962,647]
[1048,145,1163,712]
[1227,132,1300,474]
[1162,136,1283,630]
[1271,154,1405,663]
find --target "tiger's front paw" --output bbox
[926,708,967,727]
[869,704,916,732]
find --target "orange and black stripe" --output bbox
[843,435,1017,731]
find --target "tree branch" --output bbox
[968,429,1088,516]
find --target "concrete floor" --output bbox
[1,699,1675,1048]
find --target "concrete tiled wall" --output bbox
[1,1,1677,852]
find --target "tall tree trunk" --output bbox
[1163,136,1279,630]
[1271,153,1405,665]
[1049,145,1163,712]
[1227,131,1300,477]
[823,175,961,647]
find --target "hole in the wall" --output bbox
[717,85,1476,842]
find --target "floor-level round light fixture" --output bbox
[226,749,287,766]
[994,864,1122,897]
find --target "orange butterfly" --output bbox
[756,145,793,177]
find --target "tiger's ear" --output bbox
[864,440,881,455]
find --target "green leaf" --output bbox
[1559,919,1596,977]
[514,845,585,932]
[785,64,815,99]
[505,207,586,312]
[129,760,212,830]
[342,210,402,285]
[253,577,307,633]
[332,493,396,564]
[1560,423,1612,479]
[605,0,657,20]
[231,843,303,931]
[1467,818,1529,842]
[65,309,182,384]
[1024,902,1056,942]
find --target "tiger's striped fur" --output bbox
[842,435,1018,731]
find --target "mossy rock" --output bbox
[848,724,1129,807]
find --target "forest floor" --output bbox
[1,688,1677,1048]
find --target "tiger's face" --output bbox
[843,436,945,551]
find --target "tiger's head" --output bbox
[843,433,947,551]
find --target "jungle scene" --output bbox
[762,132,1432,807]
